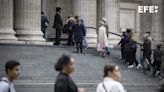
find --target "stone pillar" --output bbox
[0,0,18,43]
[104,0,120,47]
[41,0,56,39]
[151,0,163,45]
[14,0,46,44]
[73,0,97,47]
[97,0,105,27]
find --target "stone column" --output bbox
[0,0,18,43]
[104,0,120,47]
[97,0,105,27]
[14,0,46,44]
[151,0,163,45]
[73,0,97,47]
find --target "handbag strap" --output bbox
[1,79,10,92]
[102,82,108,92]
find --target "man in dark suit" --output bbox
[53,7,63,45]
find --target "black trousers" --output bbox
[76,42,83,53]
[129,48,138,66]
[41,28,46,38]
[121,47,125,59]
[55,28,62,45]
[105,47,110,55]
[68,30,74,46]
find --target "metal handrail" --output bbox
[86,27,143,46]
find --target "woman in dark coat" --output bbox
[54,54,85,92]
[72,16,86,53]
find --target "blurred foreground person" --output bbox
[0,60,21,92]
[159,81,164,92]
[96,64,126,92]
[54,54,85,92]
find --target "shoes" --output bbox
[137,64,142,69]
[53,43,60,45]
[128,65,134,68]
[155,71,160,76]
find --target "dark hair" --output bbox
[41,11,44,15]
[104,64,117,77]
[126,29,132,33]
[68,16,71,19]
[5,60,20,73]
[157,44,161,49]
[146,31,151,34]
[55,54,71,72]
[75,16,79,19]
[56,7,61,12]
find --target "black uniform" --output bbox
[54,72,78,92]
[53,12,63,45]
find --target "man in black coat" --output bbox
[140,32,152,69]
[53,7,63,45]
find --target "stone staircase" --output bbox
[0,45,160,92]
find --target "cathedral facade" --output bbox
[0,0,163,46]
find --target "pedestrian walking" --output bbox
[97,21,110,56]
[0,60,21,92]
[96,64,126,92]
[41,11,49,39]
[153,44,163,75]
[54,54,85,92]
[137,32,152,69]
[128,32,139,68]
[80,19,88,49]
[118,28,127,60]
[72,16,86,53]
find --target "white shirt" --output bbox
[0,77,16,92]
[96,77,126,92]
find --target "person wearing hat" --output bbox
[102,17,109,37]
[53,7,63,45]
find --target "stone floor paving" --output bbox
[0,45,161,92]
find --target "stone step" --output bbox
[0,45,160,92]
[14,83,159,92]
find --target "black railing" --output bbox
[86,27,143,46]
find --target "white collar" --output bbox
[1,77,11,83]
[104,77,115,81]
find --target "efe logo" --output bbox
[138,6,158,13]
